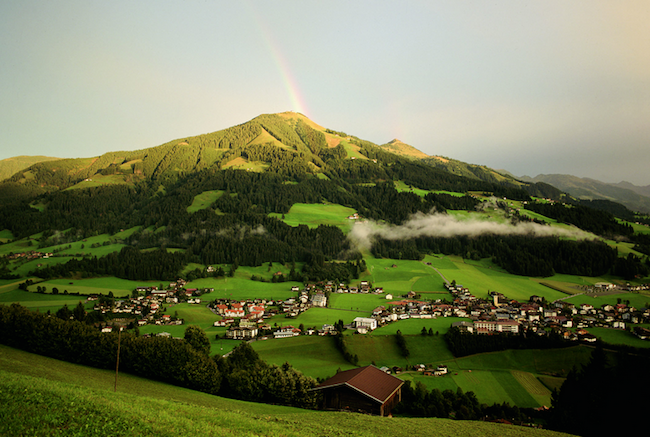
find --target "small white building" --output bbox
[353,317,377,331]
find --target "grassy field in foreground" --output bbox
[0,346,574,437]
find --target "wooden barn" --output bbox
[312,365,404,416]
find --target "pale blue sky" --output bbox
[1,1,649,184]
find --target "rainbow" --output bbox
[245,2,309,116]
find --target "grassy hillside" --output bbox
[0,155,61,181]
[0,345,574,437]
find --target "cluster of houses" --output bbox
[6,250,53,261]
[95,279,214,331]
[441,282,650,342]
[341,281,650,343]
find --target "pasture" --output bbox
[434,255,567,302]
[186,274,298,301]
[187,190,224,213]
[328,292,391,312]
[585,327,650,348]
[28,277,149,297]
[451,346,593,377]
[363,257,448,294]
[372,317,470,336]
[253,336,355,379]
[0,229,13,243]
[452,369,543,408]
[290,307,368,327]
[0,288,88,313]
[269,202,357,230]
[393,180,432,197]
[566,292,650,309]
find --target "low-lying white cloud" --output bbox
[348,211,592,252]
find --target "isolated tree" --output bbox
[55,304,72,320]
[72,301,86,322]
[184,325,211,356]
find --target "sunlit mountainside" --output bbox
[0,111,559,200]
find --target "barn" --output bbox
[312,365,404,416]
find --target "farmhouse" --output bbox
[312,365,403,416]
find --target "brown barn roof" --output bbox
[313,365,403,404]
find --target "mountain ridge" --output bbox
[517,173,650,214]
[0,112,607,206]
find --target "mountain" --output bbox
[612,181,650,199]
[518,174,650,214]
[0,155,61,181]
[378,139,429,159]
[0,112,555,200]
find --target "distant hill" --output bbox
[0,155,60,181]
[518,174,650,214]
[612,181,650,199]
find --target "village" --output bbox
[92,272,650,344]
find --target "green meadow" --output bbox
[291,306,368,327]
[329,292,392,312]
[253,336,356,379]
[584,327,650,348]
[0,288,88,313]
[187,190,224,213]
[186,275,299,301]
[400,346,594,408]
[566,292,650,309]
[269,202,357,230]
[0,229,13,243]
[27,277,150,297]
[434,255,567,301]
[363,257,448,295]
[372,317,470,336]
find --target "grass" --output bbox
[186,274,298,301]
[253,336,355,379]
[584,327,650,348]
[372,318,469,336]
[0,289,88,313]
[0,344,577,437]
[291,307,368,327]
[269,202,358,230]
[450,346,593,377]
[434,255,567,302]
[0,229,13,242]
[28,277,149,297]
[364,257,448,295]
[187,190,224,213]
[329,292,392,312]
[565,292,650,309]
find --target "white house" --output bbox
[353,317,377,331]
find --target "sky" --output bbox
[1,1,649,185]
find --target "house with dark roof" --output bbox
[312,365,403,416]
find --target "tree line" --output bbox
[0,303,318,409]
[443,326,574,357]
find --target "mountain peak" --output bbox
[379,139,429,159]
